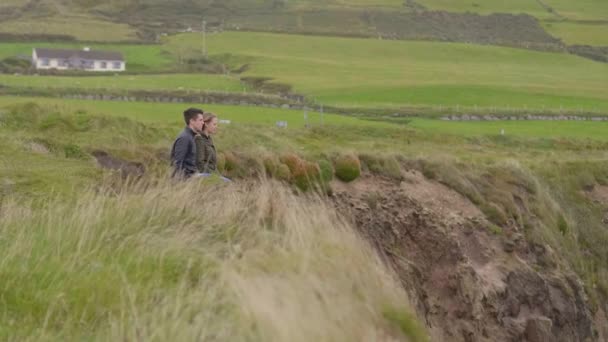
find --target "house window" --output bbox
[113,62,122,69]
[41,59,49,66]
[100,61,107,69]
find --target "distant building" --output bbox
[32,47,126,72]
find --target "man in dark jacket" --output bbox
[170,108,204,179]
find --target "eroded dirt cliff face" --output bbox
[331,171,606,342]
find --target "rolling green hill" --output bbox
[1,30,606,113]
[175,31,608,111]
[0,0,606,48]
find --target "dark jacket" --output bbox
[170,127,198,178]
[195,133,217,173]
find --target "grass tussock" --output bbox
[0,178,423,341]
[334,154,362,183]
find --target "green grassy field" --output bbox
[291,0,405,9]
[3,96,608,143]
[0,74,247,93]
[544,0,608,20]
[0,15,138,42]
[0,0,25,8]
[408,117,608,141]
[543,21,608,46]
[417,0,553,18]
[1,30,606,113]
[0,96,391,129]
[170,31,608,111]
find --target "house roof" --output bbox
[34,48,124,61]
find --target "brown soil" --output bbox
[331,172,604,341]
[586,185,608,205]
[91,150,145,178]
[27,141,50,154]
[583,185,608,227]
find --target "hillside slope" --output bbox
[0,0,606,51]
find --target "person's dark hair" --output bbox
[183,107,204,125]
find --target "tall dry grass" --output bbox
[0,177,424,341]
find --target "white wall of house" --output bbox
[34,58,70,70]
[32,49,126,72]
[92,60,125,72]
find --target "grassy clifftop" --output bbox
[1,101,607,340]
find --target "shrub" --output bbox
[480,202,508,226]
[223,151,240,178]
[217,152,226,173]
[4,102,44,128]
[279,154,324,191]
[318,159,334,183]
[222,152,264,179]
[263,155,280,178]
[359,154,401,179]
[276,163,291,182]
[291,161,321,192]
[239,154,265,178]
[557,215,569,235]
[63,144,86,159]
[279,153,303,174]
[334,154,361,182]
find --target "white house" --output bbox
[32,47,126,72]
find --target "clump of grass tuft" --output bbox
[63,143,87,159]
[359,153,402,179]
[383,306,429,342]
[279,153,324,191]
[263,154,281,178]
[480,202,509,226]
[275,163,291,182]
[216,152,226,173]
[334,154,361,182]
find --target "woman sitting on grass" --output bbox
[195,112,230,182]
